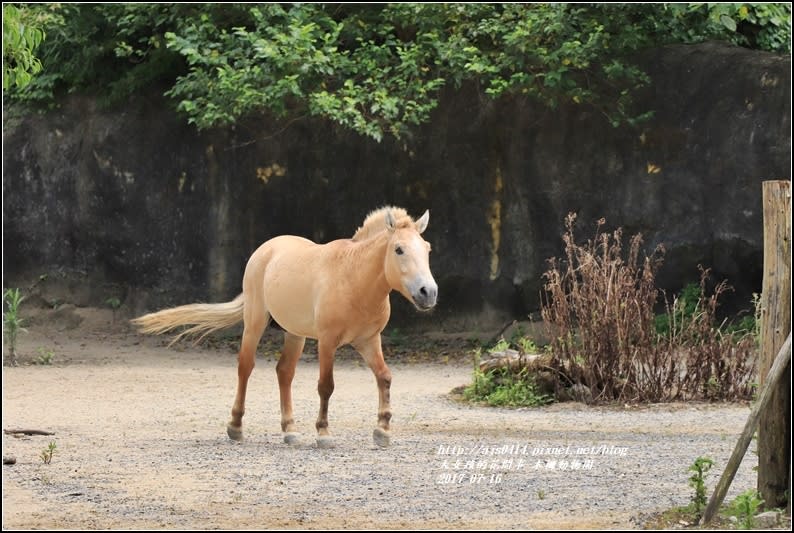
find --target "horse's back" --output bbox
[245,235,331,338]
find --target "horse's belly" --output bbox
[268,300,318,339]
[262,244,320,338]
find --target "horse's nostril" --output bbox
[419,287,428,297]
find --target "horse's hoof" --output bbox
[283,432,300,445]
[373,427,391,448]
[316,436,335,449]
[226,424,243,441]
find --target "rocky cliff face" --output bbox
[3,43,790,329]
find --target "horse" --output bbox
[132,206,437,448]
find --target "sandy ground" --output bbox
[2,307,762,529]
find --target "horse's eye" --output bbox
[395,246,404,255]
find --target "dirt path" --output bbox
[2,308,759,529]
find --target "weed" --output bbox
[464,352,493,402]
[40,441,57,464]
[36,347,55,365]
[688,456,714,514]
[537,489,546,500]
[464,336,553,407]
[464,358,551,408]
[730,489,765,529]
[724,293,762,345]
[3,288,26,366]
[654,282,701,336]
[488,338,511,354]
[508,323,526,346]
[487,368,551,406]
[106,296,122,323]
[516,336,538,354]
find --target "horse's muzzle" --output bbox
[412,283,438,311]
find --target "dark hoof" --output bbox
[226,423,243,441]
[316,436,335,449]
[283,432,300,445]
[373,427,391,448]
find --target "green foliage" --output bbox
[729,489,765,529]
[488,338,511,354]
[6,4,791,140]
[688,456,714,514]
[464,341,552,408]
[3,288,26,366]
[464,366,551,407]
[40,441,57,464]
[676,3,792,52]
[2,4,46,90]
[516,336,539,355]
[36,347,55,365]
[724,293,762,344]
[654,282,702,336]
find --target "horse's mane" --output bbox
[352,206,414,241]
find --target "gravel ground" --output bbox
[2,308,760,529]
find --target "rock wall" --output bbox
[3,43,790,329]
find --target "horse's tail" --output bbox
[131,294,245,345]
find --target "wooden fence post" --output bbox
[700,334,792,525]
[758,180,791,509]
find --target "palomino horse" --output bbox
[132,206,437,448]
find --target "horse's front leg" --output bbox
[354,334,392,448]
[315,339,336,448]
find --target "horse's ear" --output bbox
[385,209,397,232]
[415,210,429,234]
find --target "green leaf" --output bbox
[720,14,737,32]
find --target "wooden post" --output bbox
[758,180,791,509]
[700,334,792,525]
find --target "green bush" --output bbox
[729,489,765,529]
[463,341,552,407]
[464,367,551,408]
[7,4,790,140]
[2,4,46,90]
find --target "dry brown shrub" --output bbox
[541,213,756,403]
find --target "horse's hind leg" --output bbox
[227,310,270,441]
[354,334,392,448]
[276,332,305,445]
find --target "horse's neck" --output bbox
[347,232,391,302]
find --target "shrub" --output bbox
[730,489,765,529]
[464,366,551,408]
[463,344,552,407]
[541,213,756,403]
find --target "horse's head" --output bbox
[383,209,438,311]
